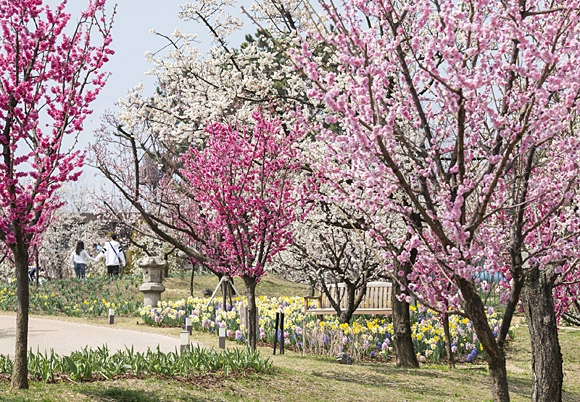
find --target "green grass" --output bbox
[1,273,579,401]
[163,272,309,300]
[0,326,580,402]
[1,323,579,401]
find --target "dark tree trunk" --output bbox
[322,279,360,324]
[442,312,455,369]
[456,277,510,402]
[338,285,356,324]
[222,277,228,311]
[391,275,419,368]
[11,245,30,390]
[391,259,418,368]
[189,265,194,297]
[34,252,40,287]
[242,275,258,351]
[163,253,169,278]
[521,268,562,402]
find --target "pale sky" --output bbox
[49,0,250,186]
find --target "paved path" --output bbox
[0,314,191,357]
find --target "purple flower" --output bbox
[467,349,477,363]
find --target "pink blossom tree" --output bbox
[0,0,113,389]
[179,112,302,350]
[92,109,302,351]
[292,1,580,401]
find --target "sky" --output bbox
[48,0,248,187]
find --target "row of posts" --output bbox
[135,256,256,352]
[123,256,285,354]
[138,256,197,352]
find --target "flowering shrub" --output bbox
[139,295,516,363]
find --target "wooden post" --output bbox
[273,312,280,355]
[222,276,228,312]
[280,312,285,355]
[272,311,285,355]
[303,316,308,356]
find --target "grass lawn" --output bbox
[1,273,579,401]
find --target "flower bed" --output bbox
[139,295,515,363]
[0,276,515,363]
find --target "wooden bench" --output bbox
[303,281,393,316]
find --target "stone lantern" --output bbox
[139,256,166,307]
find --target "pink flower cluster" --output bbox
[178,111,302,279]
[0,0,113,250]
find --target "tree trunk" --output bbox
[189,264,195,297]
[442,313,455,369]
[11,245,30,390]
[391,277,419,368]
[242,275,258,351]
[456,277,510,402]
[521,268,562,402]
[338,285,356,324]
[391,259,419,368]
[487,352,510,402]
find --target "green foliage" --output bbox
[0,275,143,317]
[0,345,272,383]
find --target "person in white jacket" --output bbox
[70,241,95,279]
[95,233,126,277]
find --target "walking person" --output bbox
[70,241,95,279]
[95,233,126,277]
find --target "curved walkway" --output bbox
[0,314,193,357]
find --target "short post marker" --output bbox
[218,326,226,349]
[180,331,190,353]
[108,308,115,325]
[185,316,192,335]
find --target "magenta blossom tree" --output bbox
[179,111,302,350]
[0,0,113,389]
[292,1,580,401]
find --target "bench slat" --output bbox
[304,282,393,316]
[306,308,392,315]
